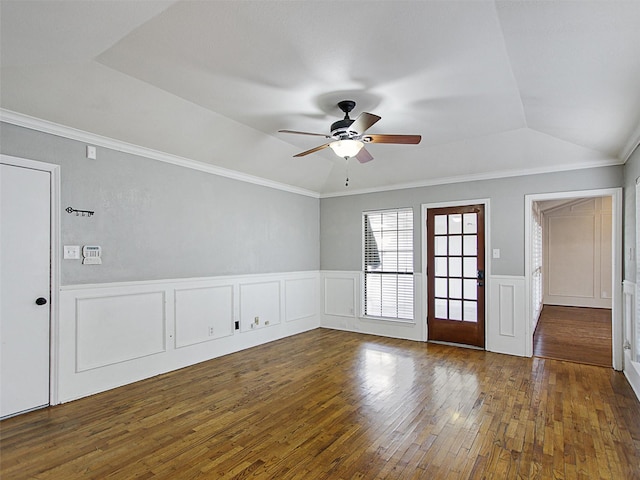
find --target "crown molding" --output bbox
[319,158,624,198]
[622,122,640,162]
[1,108,627,200]
[0,109,320,199]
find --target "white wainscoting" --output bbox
[58,271,320,403]
[320,271,528,353]
[623,280,640,401]
[623,280,636,360]
[320,271,424,341]
[487,276,527,357]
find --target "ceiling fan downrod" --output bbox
[331,100,357,133]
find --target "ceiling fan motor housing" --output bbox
[331,100,358,138]
[331,119,357,138]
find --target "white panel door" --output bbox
[0,163,51,417]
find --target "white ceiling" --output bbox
[1,0,639,196]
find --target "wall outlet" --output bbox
[208,327,214,336]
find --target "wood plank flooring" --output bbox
[533,305,612,367]
[1,328,639,479]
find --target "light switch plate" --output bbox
[492,248,501,259]
[63,245,80,259]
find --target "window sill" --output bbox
[361,315,416,326]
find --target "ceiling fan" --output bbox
[279,100,422,164]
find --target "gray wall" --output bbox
[321,166,623,276]
[624,144,640,281]
[1,123,320,285]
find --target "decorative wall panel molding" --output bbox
[488,276,526,357]
[76,291,166,372]
[323,275,357,318]
[623,280,636,360]
[240,281,281,331]
[498,284,516,337]
[285,277,318,322]
[175,285,234,348]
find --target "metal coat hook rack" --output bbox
[65,206,94,217]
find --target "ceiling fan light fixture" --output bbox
[329,139,364,158]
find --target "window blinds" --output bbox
[363,208,414,320]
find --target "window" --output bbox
[363,208,414,320]
[531,203,543,325]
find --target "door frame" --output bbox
[422,199,491,344]
[1,154,60,406]
[524,188,623,370]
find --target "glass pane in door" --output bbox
[432,212,479,323]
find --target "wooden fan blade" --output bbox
[355,147,374,164]
[364,134,422,144]
[293,143,331,157]
[349,112,381,134]
[279,129,331,138]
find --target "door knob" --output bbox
[35,297,48,306]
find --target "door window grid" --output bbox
[433,213,478,322]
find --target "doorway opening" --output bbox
[525,189,622,369]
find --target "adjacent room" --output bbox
[532,196,614,367]
[1,1,640,478]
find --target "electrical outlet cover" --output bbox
[64,245,80,259]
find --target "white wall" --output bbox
[543,197,612,308]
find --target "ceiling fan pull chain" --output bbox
[345,157,350,187]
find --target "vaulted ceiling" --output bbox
[2,0,639,195]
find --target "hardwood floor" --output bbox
[533,305,612,367]
[1,329,639,479]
